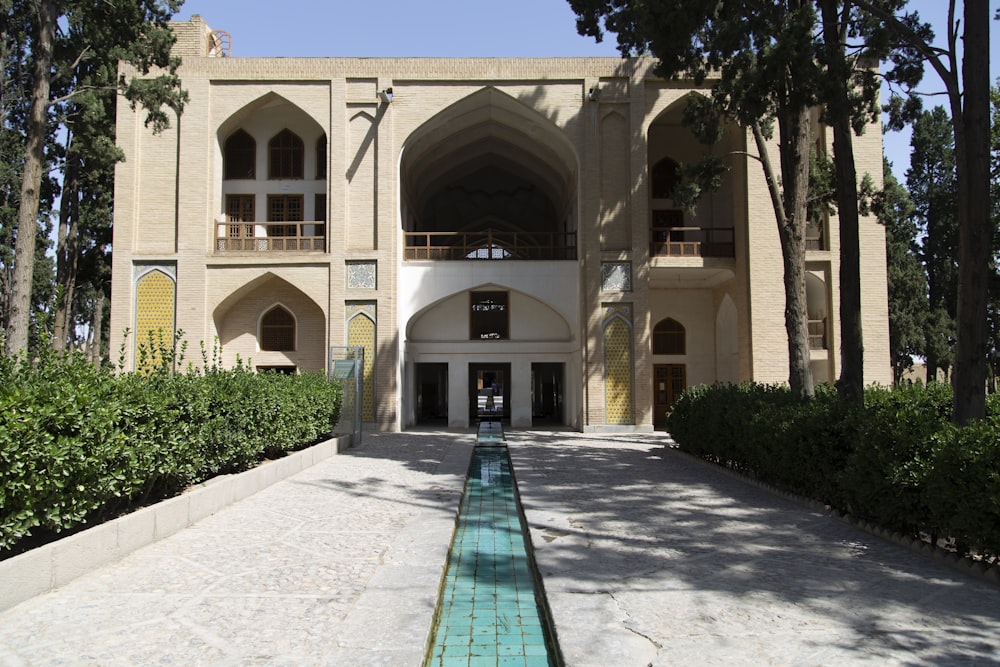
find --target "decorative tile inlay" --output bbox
[135,269,176,373]
[601,262,632,291]
[603,304,633,425]
[347,302,376,421]
[346,261,377,289]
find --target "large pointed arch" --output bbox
[212,272,324,344]
[400,87,579,245]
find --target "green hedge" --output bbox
[667,382,1000,562]
[0,350,342,553]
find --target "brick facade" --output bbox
[110,16,892,432]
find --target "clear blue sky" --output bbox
[174,0,999,184]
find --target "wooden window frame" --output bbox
[470,291,509,340]
[653,317,686,355]
[316,135,327,179]
[260,306,295,351]
[224,129,256,180]
[225,194,255,238]
[268,129,304,179]
[267,194,303,237]
[650,157,681,199]
[314,193,327,238]
[651,209,684,245]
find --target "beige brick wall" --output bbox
[109,23,891,431]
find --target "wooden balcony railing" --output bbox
[808,318,828,350]
[650,226,735,258]
[806,225,826,251]
[403,230,576,261]
[216,222,325,253]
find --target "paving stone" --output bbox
[509,431,1000,667]
[2,430,999,666]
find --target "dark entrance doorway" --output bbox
[469,363,510,422]
[531,363,563,425]
[653,364,686,429]
[416,363,448,424]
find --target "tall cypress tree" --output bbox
[570,0,822,398]
[3,0,186,357]
[907,107,958,383]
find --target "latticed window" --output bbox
[316,135,327,179]
[470,291,508,340]
[268,129,304,179]
[314,193,327,238]
[267,195,303,236]
[226,195,255,238]
[651,157,681,199]
[261,306,295,351]
[224,129,256,180]
[653,318,686,355]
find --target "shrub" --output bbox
[0,350,342,554]
[668,381,1000,560]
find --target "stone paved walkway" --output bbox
[507,431,1000,666]
[1,429,999,666]
[0,432,472,666]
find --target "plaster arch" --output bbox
[647,93,739,229]
[211,273,326,371]
[407,284,572,343]
[217,92,326,147]
[399,87,579,242]
[214,93,328,228]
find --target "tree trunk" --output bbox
[753,117,814,399]
[89,290,105,367]
[952,0,991,423]
[5,0,56,356]
[53,135,81,351]
[819,0,864,403]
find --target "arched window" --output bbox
[653,317,686,355]
[315,135,327,179]
[268,129,304,179]
[651,157,681,199]
[261,306,295,351]
[224,129,256,180]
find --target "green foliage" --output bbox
[0,348,342,553]
[874,159,926,382]
[668,382,1000,561]
[908,106,959,380]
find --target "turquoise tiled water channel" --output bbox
[425,445,559,667]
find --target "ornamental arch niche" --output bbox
[400,87,579,259]
[647,95,740,258]
[215,94,327,252]
[211,273,325,372]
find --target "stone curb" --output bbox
[662,435,1000,588]
[0,434,351,613]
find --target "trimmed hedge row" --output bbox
[0,350,342,553]
[667,382,1000,562]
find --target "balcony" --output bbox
[649,226,735,258]
[403,230,576,261]
[808,319,828,350]
[216,222,325,253]
[806,224,826,251]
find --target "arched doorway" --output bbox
[399,88,581,429]
[652,317,687,429]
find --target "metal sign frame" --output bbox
[329,345,364,446]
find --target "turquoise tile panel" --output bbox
[424,446,558,667]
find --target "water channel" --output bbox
[424,443,561,667]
